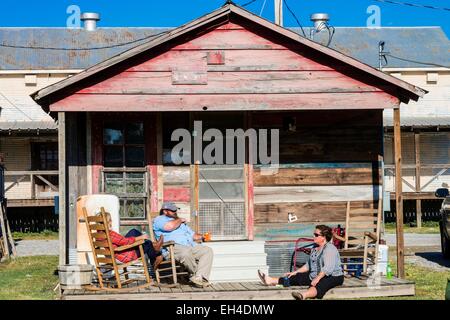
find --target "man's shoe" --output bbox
[190,276,205,288]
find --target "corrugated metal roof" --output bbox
[0,93,55,130]
[0,27,448,70]
[384,115,450,127]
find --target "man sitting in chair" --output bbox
[153,202,214,288]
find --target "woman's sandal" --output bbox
[291,291,305,300]
[257,269,268,285]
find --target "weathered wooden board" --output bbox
[254,185,381,204]
[163,166,190,186]
[254,200,376,224]
[51,92,398,112]
[126,49,335,72]
[254,167,379,186]
[78,71,383,95]
[163,187,190,202]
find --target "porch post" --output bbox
[58,112,67,265]
[394,107,405,278]
[414,131,422,228]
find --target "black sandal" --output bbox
[292,291,304,300]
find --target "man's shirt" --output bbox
[153,215,197,247]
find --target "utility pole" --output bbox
[274,0,283,26]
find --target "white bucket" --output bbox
[58,264,94,289]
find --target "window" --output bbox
[103,122,145,167]
[31,142,58,186]
[102,122,147,222]
[32,142,58,170]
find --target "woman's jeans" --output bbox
[125,229,160,265]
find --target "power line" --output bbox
[283,0,307,37]
[241,0,259,7]
[373,0,450,12]
[0,29,170,51]
[385,53,450,68]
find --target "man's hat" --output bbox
[161,202,179,212]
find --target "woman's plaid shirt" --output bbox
[109,231,138,263]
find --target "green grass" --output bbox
[404,264,450,300]
[359,261,450,300]
[12,230,58,240]
[0,256,59,300]
[385,221,440,234]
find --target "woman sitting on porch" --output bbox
[102,212,165,269]
[258,225,344,300]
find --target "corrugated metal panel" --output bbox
[0,28,172,70]
[0,93,56,130]
[0,27,448,70]
[1,137,32,199]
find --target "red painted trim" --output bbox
[163,187,191,202]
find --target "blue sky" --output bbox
[1,0,449,37]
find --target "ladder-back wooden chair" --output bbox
[334,199,382,276]
[82,207,152,290]
[149,212,188,285]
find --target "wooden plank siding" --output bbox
[50,22,400,112]
[251,110,383,239]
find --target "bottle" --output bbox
[386,262,393,279]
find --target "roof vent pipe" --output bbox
[310,13,329,38]
[310,13,335,46]
[81,13,100,31]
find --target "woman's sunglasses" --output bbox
[313,233,322,237]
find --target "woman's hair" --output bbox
[97,211,112,223]
[315,225,333,242]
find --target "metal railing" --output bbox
[4,170,59,199]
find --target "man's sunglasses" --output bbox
[313,233,322,237]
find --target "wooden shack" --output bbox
[32,4,424,278]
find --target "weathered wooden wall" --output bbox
[251,110,383,240]
[51,22,399,112]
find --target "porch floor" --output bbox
[61,276,415,300]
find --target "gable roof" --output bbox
[32,3,426,105]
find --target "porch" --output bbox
[61,276,415,300]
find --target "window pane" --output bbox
[104,146,124,167]
[104,124,124,145]
[104,173,124,194]
[126,172,145,193]
[126,122,144,144]
[127,200,145,218]
[125,147,145,167]
[120,199,145,219]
